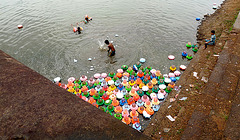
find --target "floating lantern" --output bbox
[18,25,23,29]
[139,58,146,63]
[196,17,201,21]
[213,3,217,9]
[168,55,175,60]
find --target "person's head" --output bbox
[105,40,109,45]
[211,30,215,35]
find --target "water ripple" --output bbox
[0,0,224,82]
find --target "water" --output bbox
[0,0,223,82]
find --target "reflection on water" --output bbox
[0,0,223,82]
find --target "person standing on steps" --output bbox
[204,30,216,49]
[105,40,115,57]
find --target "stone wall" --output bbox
[0,50,150,140]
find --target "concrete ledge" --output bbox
[0,50,150,140]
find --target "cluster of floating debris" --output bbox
[54,59,187,131]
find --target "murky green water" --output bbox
[0,0,222,82]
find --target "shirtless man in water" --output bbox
[105,40,115,56]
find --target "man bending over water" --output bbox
[105,40,115,57]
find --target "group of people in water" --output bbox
[71,15,92,34]
[71,17,216,58]
[71,15,116,57]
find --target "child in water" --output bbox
[71,23,83,34]
[204,30,216,49]
[78,15,92,24]
[77,27,82,34]
[85,15,90,23]
[105,40,115,57]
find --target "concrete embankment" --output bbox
[182,17,240,140]
[0,50,151,140]
[143,0,240,139]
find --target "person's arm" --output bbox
[76,20,85,24]
[107,46,111,52]
[205,37,211,44]
[206,36,213,44]
[71,23,78,27]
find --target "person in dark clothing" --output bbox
[77,27,82,34]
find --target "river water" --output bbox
[0,0,223,82]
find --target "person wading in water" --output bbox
[105,40,115,57]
